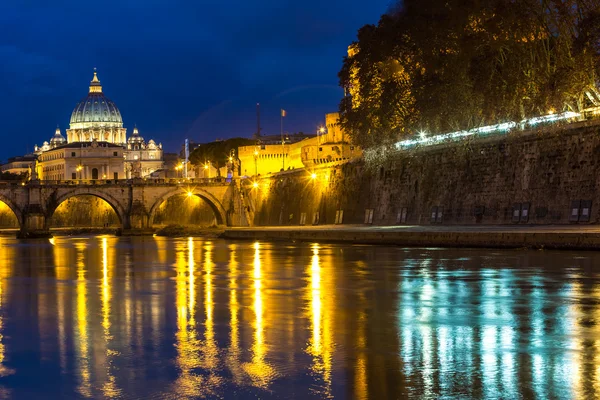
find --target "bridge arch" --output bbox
[0,194,22,228]
[48,189,127,227]
[148,187,228,227]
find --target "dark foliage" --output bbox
[339,0,600,149]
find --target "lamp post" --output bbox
[204,162,210,179]
[318,126,326,144]
[76,165,83,181]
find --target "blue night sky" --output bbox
[0,0,391,160]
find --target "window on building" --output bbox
[72,173,76,179]
[114,172,118,180]
[319,147,323,152]
[113,151,118,156]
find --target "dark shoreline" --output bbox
[222,225,600,251]
[2,226,226,238]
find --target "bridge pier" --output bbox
[19,205,51,239]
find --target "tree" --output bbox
[189,138,254,176]
[339,0,600,150]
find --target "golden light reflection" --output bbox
[0,238,13,379]
[243,242,275,387]
[100,237,121,398]
[227,244,243,384]
[354,260,368,400]
[188,237,195,325]
[201,242,219,371]
[75,241,91,397]
[172,239,222,398]
[52,237,70,374]
[305,244,333,398]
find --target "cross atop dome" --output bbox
[89,68,102,93]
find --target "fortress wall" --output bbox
[252,121,600,226]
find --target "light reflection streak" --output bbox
[100,237,120,398]
[172,239,222,398]
[201,242,219,372]
[52,238,68,374]
[75,241,91,397]
[564,281,582,398]
[305,244,333,398]
[227,244,243,384]
[0,237,12,382]
[172,240,201,397]
[243,242,275,387]
[354,260,368,400]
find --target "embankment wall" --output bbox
[251,121,600,226]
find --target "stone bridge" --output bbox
[0,178,251,237]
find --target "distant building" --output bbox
[237,112,362,176]
[125,126,163,178]
[150,152,181,178]
[1,155,36,176]
[3,70,164,180]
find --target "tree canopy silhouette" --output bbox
[189,137,254,176]
[339,0,600,149]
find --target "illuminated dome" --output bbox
[127,126,144,145]
[50,127,66,146]
[69,70,123,130]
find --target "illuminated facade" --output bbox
[237,113,362,176]
[0,155,36,176]
[125,127,163,178]
[24,70,164,180]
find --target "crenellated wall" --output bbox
[251,120,600,226]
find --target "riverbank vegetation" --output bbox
[339,0,600,149]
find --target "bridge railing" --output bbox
[0,177,239,186]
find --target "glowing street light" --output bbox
[311,173,317,180]
[318,126,326,144]
[252,181,259,189]
[187,191,193,198]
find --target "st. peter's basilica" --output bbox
[3,70,164,180]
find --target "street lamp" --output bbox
[76,165,83,180]
[204,162,210,178]
[318,126,326,144]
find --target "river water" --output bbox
[0,236,597,399]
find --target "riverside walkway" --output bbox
[223,225,600,250]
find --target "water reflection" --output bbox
[100,237,120,398]
[0,238,600,398]
[75,241,91,397]
[305,244,334,398]
[243,242,275,387]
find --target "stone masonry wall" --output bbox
[252,121,600,226]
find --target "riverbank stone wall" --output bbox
[252,120,600,226]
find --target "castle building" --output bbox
[23,70,163,180]
[237,112,361,177]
